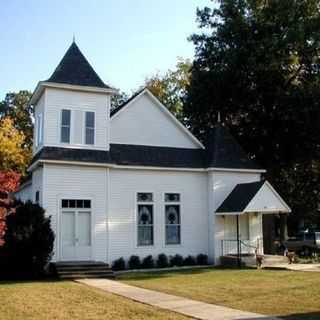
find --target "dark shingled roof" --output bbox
[110,144,205,168]
[216,181,265,213]
[32,146,111,164]
[31,145,205,168]
[205,125,262,170]
[47,42,110,89]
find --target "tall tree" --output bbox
[185,0,320,232]
[145,58,192,119]
[0,117,31,174]
[0,91,33,150]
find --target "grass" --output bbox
[119,268,320,320]
[0,280,188,320]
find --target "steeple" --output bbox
[47,42,110,89]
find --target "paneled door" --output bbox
[60,199,92,261]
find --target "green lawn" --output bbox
[119,268,320,320]
[0,280,188,320]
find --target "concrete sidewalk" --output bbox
[77,279,279,320]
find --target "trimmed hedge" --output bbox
[170,254,184,267]
[157,253,169,268]
[197,254,209,265]
[141,255,154,269]
[128,255,141,269]
[112,257,126,271]
[184,255,197,266]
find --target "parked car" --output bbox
[284,231,320,256]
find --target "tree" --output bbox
[145,58,192,119]
[111,90,129,111]
[0,171,20,246]
[0,91,33,150]
[185,0,320,232]
[0,117,31,174]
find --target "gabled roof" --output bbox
[216,180,291,214]
[111,88,205,149]
[205,125,262,170]
[216,181,265,213]
[47,42,110,89]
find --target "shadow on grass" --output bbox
[280,312,320,320]
[0,277,61,286]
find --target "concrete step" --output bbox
[54,261,115,280]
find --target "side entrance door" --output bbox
[60,199,92,261]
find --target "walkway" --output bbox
[77,278,279,320]
[268,263,320,272]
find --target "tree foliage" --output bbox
[0,201,54,278]
[145,58,192,119]
[185,0,320,231]
[0,117,31,174]
[0,91,33,150]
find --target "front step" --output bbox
[55,261,115,280]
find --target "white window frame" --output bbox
[36,113,43,147]
[60,109,71,144]
[136,192,154,247]
[164,193,181,246]
[84,111,95,145]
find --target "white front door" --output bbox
[60,199,92,261]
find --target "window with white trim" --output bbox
[165,193,181,245]
[36,113,43,146]
[85,111,95,145]
[137,193,153,246]
[61,109,71,143]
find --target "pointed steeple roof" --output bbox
[47,42,110,88]
[205,125,263,170]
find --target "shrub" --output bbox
[196,254,208,265]
[141,255,154,269]
[184,255,196,266]
[128,255,141,269]
[0,200,54,278]
[170,254,184,267]
[112,257,126,271]
[157,253,169,268]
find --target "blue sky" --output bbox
[0,0,211,99]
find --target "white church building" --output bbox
[16,42,291,265]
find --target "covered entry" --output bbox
[216,180,291,263]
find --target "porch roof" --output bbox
[215,180,291,215]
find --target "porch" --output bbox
[215,180,291,265]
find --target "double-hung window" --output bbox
[165,193,181,245]
[137,192,153,246]
[36,113,43,146]
[61,109,71,143]
[85,111,95,145]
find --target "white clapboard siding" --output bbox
[33,93,45,154]
[210,171,262,260]
[43,88,110,150]
[42,164,108,262]
[111,92,200,149]
[32,167,43,205]
[108,168,209,263]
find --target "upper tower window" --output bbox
[85,111,95,145]
[36,113,43,147]
[61,109,71,143]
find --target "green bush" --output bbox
[0,201,54,278]
[112,257,126,271]
[157,253,169,268]
[197,254,208,265]
[170,254,184,267]
[184,255,196,266]
[141,255,154,269]
[128,255,141,269]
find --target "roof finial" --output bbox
[217,111,221,124]
[72,33,76,43]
